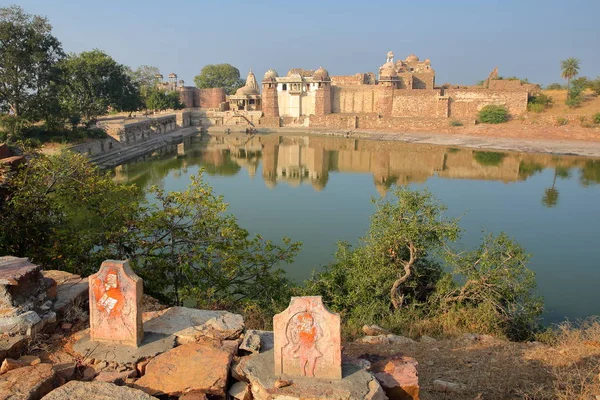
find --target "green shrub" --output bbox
[545,83,565,90]
[478,105,509,124]
[449,120,463,127]
[566,96,583,108]
[592,113,600,125]
[555,117,568,126]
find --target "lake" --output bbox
[113,133,600,323]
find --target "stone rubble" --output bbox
[42,380,158,400]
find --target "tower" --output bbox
[262,69,280,118]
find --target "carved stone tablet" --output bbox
[89,260,143,347]
[273,296,342,380]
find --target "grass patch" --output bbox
[449,120,463,127]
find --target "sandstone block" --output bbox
[372,356,419,400]
[0,363,56,400]
[134,340,238,397]
[42,270,89,318]
[273,296,342,380]
[362,325,390,336]
[228,381,251,400]
[42,381,157,400]
[89,260,143,347]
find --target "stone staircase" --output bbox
[90,127,199,169]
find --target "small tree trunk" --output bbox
[390,242,417,309]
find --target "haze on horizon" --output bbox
[12,0,600,87]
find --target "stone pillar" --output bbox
[314,83,332,117]
[262,82,279,118]
[376,86,394,117]
[273,296,342,380]
[89,260,143,347]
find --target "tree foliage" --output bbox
[0,5,64,140]
[129,65,161,105]
[194,64,244,95]
[58,50,141,124]
[0,151,139,274]
[145,88,184,112]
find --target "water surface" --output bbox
[114,133,600,323]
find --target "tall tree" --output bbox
[0,6,64,139]
[58,50,141,124]
[129,65,161,103]
[560,57,580,95]
[194,64,244,95]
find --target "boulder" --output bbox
[0,358,26,375]
[237,349,387,400]
[372,356,419,400]
[0,363,56,400]
[419,335,437,343]
[42,381,157,399]
[362,325,390,336]
[229,381,251,400]
[134,340,238,397]
[143,307,244,344]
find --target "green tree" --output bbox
[0,151,139,274]
[560,57,580,95]
[58,50,141,125]
[115,173,300,311]
[194,64,244,95]
[0,6,64,140]
[129,65,161,105]
[145,88,184,112]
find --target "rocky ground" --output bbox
[2,293,599,400]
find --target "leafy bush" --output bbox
[478,105,509,124]
[593,113,600,125]
[305,187,542,340]
[565,96,582,108]
[545,83,565,90]
[449,120,463,127]
[527,103,546,113]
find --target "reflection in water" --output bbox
[113,133,600,322]
[114,133,600,199]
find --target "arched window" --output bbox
[282,84,287,91]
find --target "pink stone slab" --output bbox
[273,296,342,380]
[89,260,143,347]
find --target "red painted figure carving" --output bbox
[93,268,124,317]
[285,312,323,377]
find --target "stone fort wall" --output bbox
[444,88,528,118]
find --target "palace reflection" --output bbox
[113,133,600,197]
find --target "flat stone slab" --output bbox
[42,381,158,399]
[72,332,175,364]
[143,306,244,344]
[0,257,38,286]
[239,349,387,400]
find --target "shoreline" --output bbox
[232,125,600,158]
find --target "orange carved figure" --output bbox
[285,312,323,377]
[92,268,124,317]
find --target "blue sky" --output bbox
[12,0,599,86]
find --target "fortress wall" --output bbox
[331,86,377,114]
[197,88,226,109]
[391,89,444,117]
[308,114,470,131]
[445,88,528,118]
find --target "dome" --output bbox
[235,85,259,96]
[405,54,419,62]
[424,58,431,65]
[178,80,184,84]
[312,66,330,81]
[263,69,278,81]
[168,72,177,78]
[380,62,398,78]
